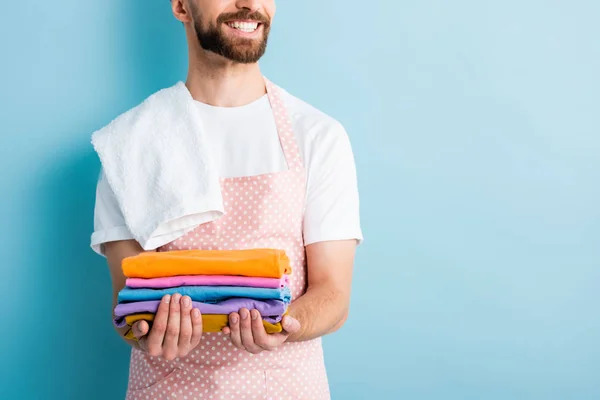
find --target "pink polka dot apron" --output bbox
[125,79,331,400]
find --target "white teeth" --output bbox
[227,21,259,33]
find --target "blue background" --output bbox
[1,1,599,399]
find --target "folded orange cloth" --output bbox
[122,248,291,279]
[123,313,283,340]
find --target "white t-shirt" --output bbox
[91,87,363,255]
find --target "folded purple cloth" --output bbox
[113,298,287,328]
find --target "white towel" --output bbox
[91,81,224,251]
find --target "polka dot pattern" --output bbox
[125,80,331,400]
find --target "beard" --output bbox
[192,8,271,64]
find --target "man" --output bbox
[91,0,362,398]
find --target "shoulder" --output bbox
[279,87,349,144]
[91,82,186,148]
[277,86,357,175]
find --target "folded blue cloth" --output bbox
[118,285,292,304]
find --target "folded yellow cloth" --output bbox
[123,313,283,340]
[122,248,291,279]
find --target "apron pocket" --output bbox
[128,366,184,395]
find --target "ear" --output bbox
[171,0,193,24]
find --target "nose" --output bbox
[235,0,262,13]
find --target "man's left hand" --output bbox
[222,308,301,353]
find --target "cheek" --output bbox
[194,1,221,22]
[265,0,276,18]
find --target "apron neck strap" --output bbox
[264,77,304,171]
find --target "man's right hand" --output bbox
[132,294,203,361]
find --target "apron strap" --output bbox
[264,78,304,171]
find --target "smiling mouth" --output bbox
[225,21,262,33]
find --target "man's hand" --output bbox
[132,293,203,360]
[222,308,301,353]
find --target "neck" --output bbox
[185,50,266,108]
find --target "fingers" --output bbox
[146,294,171,357]
[178,296,193,357]
[250,309,273,351]
[163,293,182,360]
[228,312,242,349]
[136,294,204,360]
[225,309,293,354]
[190,307,203,348]
[240,308,261,354]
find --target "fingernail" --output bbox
[192,308,200,318]
[240,310,248,320]
[173,294,180,304]
[182,296,190,307]
[163,295,171,304]
[251,310,258,320]
[231,315,238,324]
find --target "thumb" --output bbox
[281,315,301,334]
[132,320,150,340]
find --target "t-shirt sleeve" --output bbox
[90,168,135,256]
[303,121,363,245]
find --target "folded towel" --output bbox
[122,248,291,279]
[117,285,292,303]
[113,298,287,328]
[91,81,224,251]
[122,313,283,340]
[126,275,290,289]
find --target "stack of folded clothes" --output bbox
[112,248,292,339]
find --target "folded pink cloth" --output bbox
[125,275,290,289]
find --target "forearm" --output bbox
[104,240,153,350]
[286,284,349,342]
